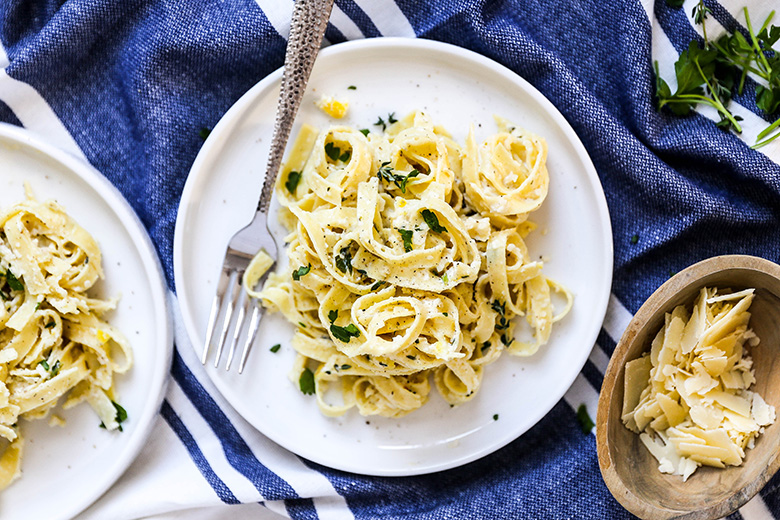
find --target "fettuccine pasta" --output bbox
[253,111,572,418]
[0,187,132,489]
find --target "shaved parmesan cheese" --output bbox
[622,287,775,480]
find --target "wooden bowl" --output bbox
[597,255,780,519]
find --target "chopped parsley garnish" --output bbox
[421,209,447,233]
[340,364,352,370]
[406,355,416,360]
[492,300,510,331]
[335,246,353,274]
[299,368,315,395]
[577,403,595,433]
[630,234,639,244]
[347,85,357,90]
[285,170,302,195]
[500,332,514,347]
[330,323,361,343]
[198,127,211,140]
[100,401,128,432]
[50,360,61,377]
[376,162,419,193]
[442,312,449,317]
[375,116,386,131]
[324,142,351,162]
[370,280,386,291]
[292,264,311,281]
[4,270,23,292]
[45,321,56,329]
[270,344,281,353]
[38,360,50,371]
[359,128,370,136]
[398,228,414,252]
[328,309,338,323]
[481,341,491,352]
[387,112,398,124]
[493,414,499,421]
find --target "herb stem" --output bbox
[693,58,743,133]
[744,8,773,79]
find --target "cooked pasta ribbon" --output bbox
[253,111,571,417]
[0,187,132,489]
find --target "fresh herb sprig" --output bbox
[658,4,780,147]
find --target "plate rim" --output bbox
[173,37,614,476]
[0,122,174,518]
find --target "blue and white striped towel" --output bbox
[1,0,780,518]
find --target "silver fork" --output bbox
[201,0,335,373]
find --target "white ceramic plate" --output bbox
[0,124,172,517]
[174,38,612,476]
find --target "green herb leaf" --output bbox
[50,360,61,377]
[359,128,370,136]
[421,209,447,233]
[335,246,353,274]
[375,116,386,131]
[370,280,386,291]
[340,364,352,370]
[493,414,499,421]
[347,85,357,90]
[198,127,211,140]
[270,344,281,353]
[45,321,56,329]
[577,403,595,433]
[630,234,639,244]
[38,360,50,371]
[330,323,361,343]
[398,228,413,252]
[299,368,315,395]
[285,170,302,195]
[324,141,341,161]
[387,112,398,124]
[377,162,419,193]
[328,309,338,323]
[5,270,23,292]
[292,264,311,281]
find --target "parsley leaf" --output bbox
[330,323,361,343]
[4,270,23,292]
[577,403,595,433]
[421,209,447,233]
[370,280,386,291]
[99,401,128,432]
[299,368,315,395]
[324,141,340,161]
[285,170,302,195]
[376,162,419,193]
[359,128,370,136]
[335,246,353,274]
[328,309,338,323]
[50,360,61,377]
[398,228,414,252]
[270,344,281,353]
[292,264,311,281]
[347,85,357,90]
[375,116,386,131]
[198,127,211,141]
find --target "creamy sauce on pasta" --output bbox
[252,111,571,418]
[0,187,132,488]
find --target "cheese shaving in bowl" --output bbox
[622,287,775,481]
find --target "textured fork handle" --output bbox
[257,0,335,213]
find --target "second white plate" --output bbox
[0,124,172,518]
[174,38,612,476]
